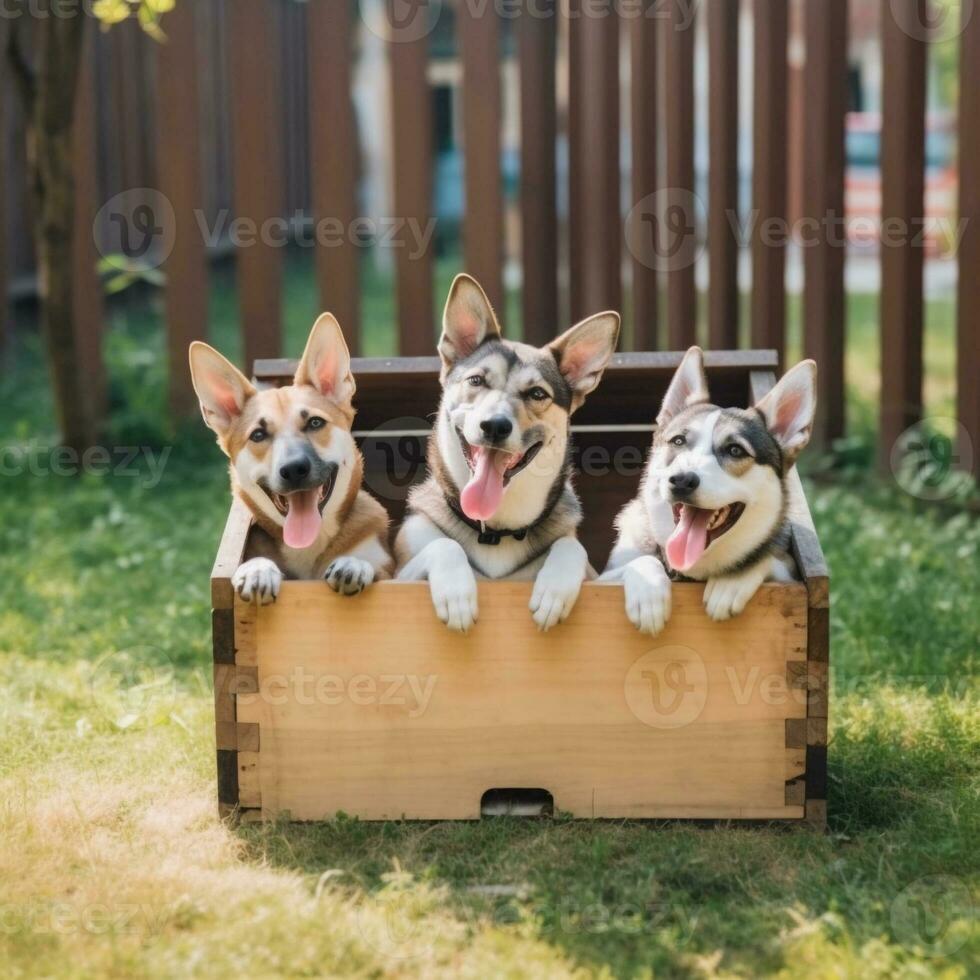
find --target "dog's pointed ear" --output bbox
[657,346,709,426]
[294,313,356,404]
[755,360,818,469]
[549,312,620,411]
[439,274,502,374]
[189,342,256,438]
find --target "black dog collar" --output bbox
[448,502,531,546]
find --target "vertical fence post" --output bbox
[879,0,927,469]
[629,0,659,350]
[630,0,659,351]
[569,0,621,324]
[459,1,503,316]
[751,0,788,365]
[957,2,979,478]
[802,0,848,450]
[664,0,697,348]
[519,0,558,345]
[229,0,283,371]
[309,0,361,351]
[73,20,106,433]
[388,0,434,355]
[157,1,209,420]
[708,0,740,351]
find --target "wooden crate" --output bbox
[211,351,829,827]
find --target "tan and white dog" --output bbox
[395,274,620,633]
[602,346,817,630]
[189,315,393,604]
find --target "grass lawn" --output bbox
[0,255,977,978]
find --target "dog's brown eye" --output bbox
[670,435,686,447]
[467,375,486,388]
[250,429,267,443]
[306,417,326,431]
[527,387,550,402]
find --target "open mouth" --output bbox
[456,430,543,486]
[666,502,746,572]
[267,479,336,519]
[260,467,338,550]
[456,429,544,522]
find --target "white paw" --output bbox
[530,570,583,632]
[325,556,375,596]
[623,557,672,635]
[703,572,763,622]
[429,565,479,633]
[233,558,283,605]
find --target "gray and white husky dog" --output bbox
[395,274,620,633]
[600,346,817,631]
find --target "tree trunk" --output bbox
[11,5,97,450]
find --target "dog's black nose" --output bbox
[279,457,312,485]
[480,415,513,443]
[669,471,700,494]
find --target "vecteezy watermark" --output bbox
[359,417,431,503]
[888,0,974,43]
[0,0,108,20]
[890,875,974,956]
[890,419,975,502]
[94,188,176,272]
[94,188,438,271]
[0,444,171,489]
[0,901,175,937]
[624,647,810,730]
[359,0,701,43]
[360,0,442,43]
[195,211,437,262]
[626,189,707,274]
[627,190,970,272]
[236,668,438,719]
[89,645,179,729]
[359,419,650,503]
[624,646,708,729]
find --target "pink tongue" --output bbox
[460,448,513,522]
[666,505,712,571]
[283,489,322,549]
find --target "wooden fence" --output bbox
[0,0,976,476]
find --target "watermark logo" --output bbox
[0,444,171,489]
[88,645,178,729]
[889,418,974,501]
[94,188,175,272]
[359,417,430,503]
[361,0,441,43]
[237,668,438,718]
[625,189,706,273]
[624,645,707,729]
[889,0,973,43]
[890,874,973,956]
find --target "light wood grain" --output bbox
[211,498,253,609]
[236,581,807,821]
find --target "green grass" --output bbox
[0,256,977,978]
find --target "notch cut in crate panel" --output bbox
[210,352,829,827]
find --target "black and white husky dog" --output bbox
[395,274,620,633]
[601,346,817,631]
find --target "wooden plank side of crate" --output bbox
[236,581,807,822]
[252,350,780,430]
[211,498,254,818]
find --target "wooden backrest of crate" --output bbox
[252,350,780,568]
